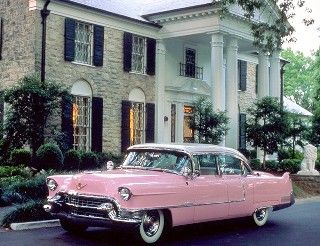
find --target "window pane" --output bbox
[193,154,218,175]
[73,96,91,151]
[129,102,145,145]
[75,22,93,64]
[131,35,146,73]
[218,155,242,175]
[183,106,194,143]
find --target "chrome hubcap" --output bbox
[256,209,266,221]
[142,211,160,237]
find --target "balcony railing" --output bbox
[179,63,204,80]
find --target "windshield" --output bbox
[122,150,191,174]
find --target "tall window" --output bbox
[130,102,145,145]
[185,48,196,78]
[72,96,91,150]
[183,106,194,143]
[74,21,93,65]
[131,35,146,74]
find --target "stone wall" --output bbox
[45,14,155,154]
[0,0,39,90]
[239,62,257,114]
[291,174,320,195]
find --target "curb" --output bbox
[10,219,60,230]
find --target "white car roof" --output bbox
[128,143,247,161]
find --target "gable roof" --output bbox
[56,0,214,22]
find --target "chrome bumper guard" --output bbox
[44,193,142,225]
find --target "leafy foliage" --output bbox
[1,200,53,227]
[63,149,81,170]
[80,151,98,170]
[285,114,308,154]
[3,75,70,157]
[246,97,288,168]
[281,49,315,111]
[280,158,301,173]
[9,149,32,167]
[220,0,314,53]
[36,143,63,170]
[189,97,229,144]
[309,106,320,147]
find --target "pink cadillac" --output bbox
[44,143,294,244]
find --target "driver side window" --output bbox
[218,154,242,175]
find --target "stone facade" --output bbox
[45,14,155,154]
[239,62,258,114]
[0,2,155,154]
[0,0,39,89]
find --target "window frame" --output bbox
[72,95,92,151]
[74,21,94,65]
[131,35,147,74]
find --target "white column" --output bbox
[210,33,225,111]
[155,40,166,143]
[257,51,270,98]
[225,38,238,149]
[269,50,281,99]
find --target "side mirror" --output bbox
[106,161,115,170]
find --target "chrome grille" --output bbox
[65,194,112,219]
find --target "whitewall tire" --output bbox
[253,208,269,226]
[139,210,165,244]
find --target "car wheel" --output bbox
[60,219,88,233]
[139,210,165,244]
[253,208,269,226]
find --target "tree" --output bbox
[285,114,308,155]
[189,97,229,144]
[246,97,288,168]
[309,106,320,147]
[3,75,70,158]
[281,48,315,111]
[313,49,320,106]
[220,0,314,53]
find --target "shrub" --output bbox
[36,143,63,170]
[250,159,261,170]
[280,159,301,173]
[278,148,291,162]
[63,149,81,170]
[0,166,31,179]
[249,149,257,159]
[97,152,124,168]
[0,174,47,205]
[1,200,53,227]
[10,149,31,167]
[80,151,98,170]
[265,160,279,172]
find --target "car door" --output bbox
[218,154,253,218]
[192,153,229,223]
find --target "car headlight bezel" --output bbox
[118,187,132,201]
[47,178,58,191]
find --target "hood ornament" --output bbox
[76,182,87,190]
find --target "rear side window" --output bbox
[217,154,243,175]
[193,154,218,175]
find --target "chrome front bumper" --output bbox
[44,193,142,227]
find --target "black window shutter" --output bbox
[0,91,4,131]
[64,18,76,62]
[255,64,258,94]
[61,94,74,150]
[239,113,247,149]
[91,97,103,152]
[146,38,156,75]
[145,103,155,143]
[239,60,247,91]
[93,25,104,67]
[123,32,133,72]
[0,18,3,60]
[121,100,131,152]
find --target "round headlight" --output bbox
[118,187,132,201]
[47,179,58,191]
